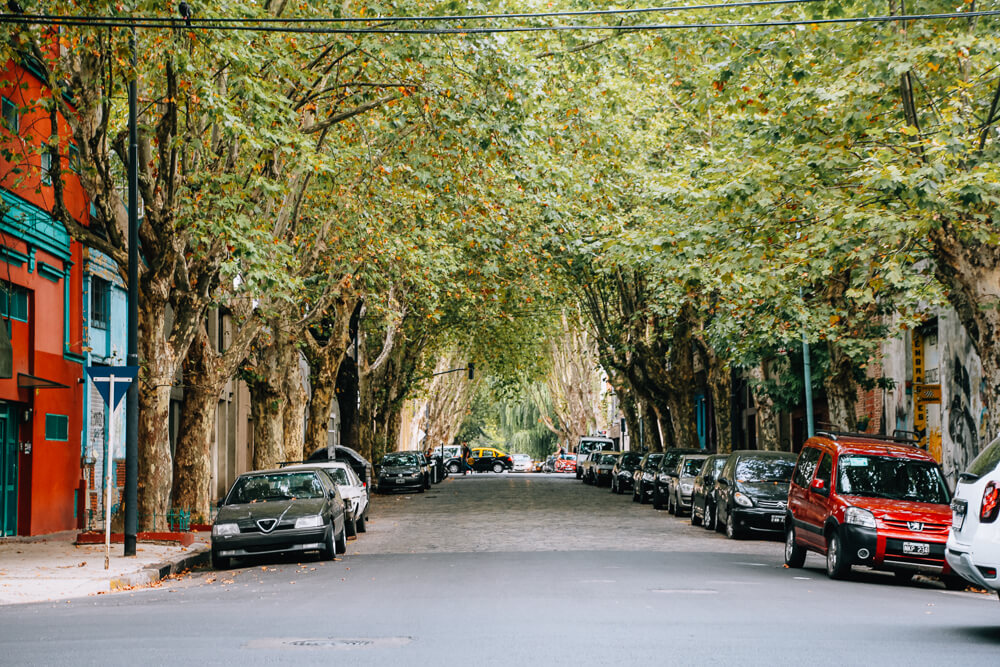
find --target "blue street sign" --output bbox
[87,366,139,409]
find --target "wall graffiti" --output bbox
[946,354,978,480]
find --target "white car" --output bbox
[512,454,532,472]
[285,461,369,536]
[946,436,1000,597]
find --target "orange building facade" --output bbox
[1,54,89,536]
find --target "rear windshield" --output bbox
[644,453,663,468]
[600,453,618,464]
[736,457,795,483]
[682,458,706,476]
[837,455,950,504]
[227,472,324,504]
[966,436,1000,479]
[327,468,349,485]
[621,452,642,466]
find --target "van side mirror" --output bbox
[810,479,826,492]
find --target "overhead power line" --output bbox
[0,0,828,26]
[0,9,997,35]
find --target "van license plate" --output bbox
[902,542,930,556]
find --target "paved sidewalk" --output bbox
[0,531,210,605]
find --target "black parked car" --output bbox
[375,451,431,493]
[611,451,643,494]
[211,467,347,569]
[691,454,727,528]
[307,445,374,500]
[653,449,702,510]
[632,453,664,504]
[713,450,797,539]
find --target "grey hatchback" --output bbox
[211,467,347,569]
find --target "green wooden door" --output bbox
[0,403,17,536]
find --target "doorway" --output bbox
[0,402,18,536]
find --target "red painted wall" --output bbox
[1,55,89,535]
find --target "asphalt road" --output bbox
[2,472,999,666]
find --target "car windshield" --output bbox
[837,455,950,504]
[621,453,642,466]
[682,458,706,476]
[382,453,418,466]
[736,458,795,483]
[600,454,618,464]
[966,436,1000,479]
[561,454,576,461]
[226,472,324,504]
[644,454,663,469]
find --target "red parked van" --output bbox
[784,432,960,585]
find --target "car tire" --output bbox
[424,474,432,489]
[892,570,915,584]
[825,530,850,580]
[211,548,230,570]
[335,526,348,555]
[942,575,967,591]
[704,504,716,531]
[447,462,460,474]
[640,485,650,505]
[784,524,806,568]
[725,511,742,539]
[667,493,677,515]
[653,490,665,510]
[493,462,504,474]
[346,512,357,538]
[356,509,367,534]
[320,523,336,560]
[632,486,640,503]
[691,505,703,527]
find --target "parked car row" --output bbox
[211,447,375,570]
[583,431,976,590]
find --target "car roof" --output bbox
[805,435,938,461]
[284,461,350,471]
[727,450,797,459]
[239,466,324,477]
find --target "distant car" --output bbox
[667,454,709,517]
[579,450,606,484]
[947,436,1000,594]
[784,433,957,584]
[211,467,347,569]
[594,452,623,487]
[467,447,514,473]
[402,450,434,488]
[714,450,797,539]
[555,453,577,473]
[512,454,533,472]
[611,451,643,494]
[653,449,702,510]
[691,454,727,528]
[633,453,664,504]
[376,451,430,493]
[575,437,616,479]
[284,461,369,536]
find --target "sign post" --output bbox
[87,366,139,569]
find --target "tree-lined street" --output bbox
[2,474,997,665]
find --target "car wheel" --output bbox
[356,509,367,534]
[320,523,336,560]
[640,485,650,504]
[690,505,703,527]
[825,530,850,580]
[632,486,640,503]
[447,462,460,474]
[667,492,677,515]
[784,524,806,568]
[424,474,432,489]
[653,489,665,510]
[346,511,357,538]
[725,511,742,539]
[335,525,348,555]
[211,548,230,570]
[704,504,715,531]
[493,462,505,474]
[942,575,967,591]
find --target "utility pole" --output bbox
[124,20,139,557]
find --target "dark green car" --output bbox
[211,467,347,569]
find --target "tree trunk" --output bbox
[639,398,662,451]
[749,364,781,451]
[336,355,360,451]
[305,354,339,455]
[282,341,308,463]
[824,342,859,433]
[137,297,177,531]
[171,326,220,521]
[709,362,733,454]
[930,220,1000,443]
[667,391,698,450]
[249,336,287,470]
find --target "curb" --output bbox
[110,545,210,591]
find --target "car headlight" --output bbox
[212,523,239,536]
[642,472,653,481]
[734,492,754,507]
[844,506,876,528]
[295,515,324,529]
[680,483,693,494]
[658,474,669,483]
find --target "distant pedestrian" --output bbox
[461,442,473,475]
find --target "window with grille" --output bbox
[90,277,110,329]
